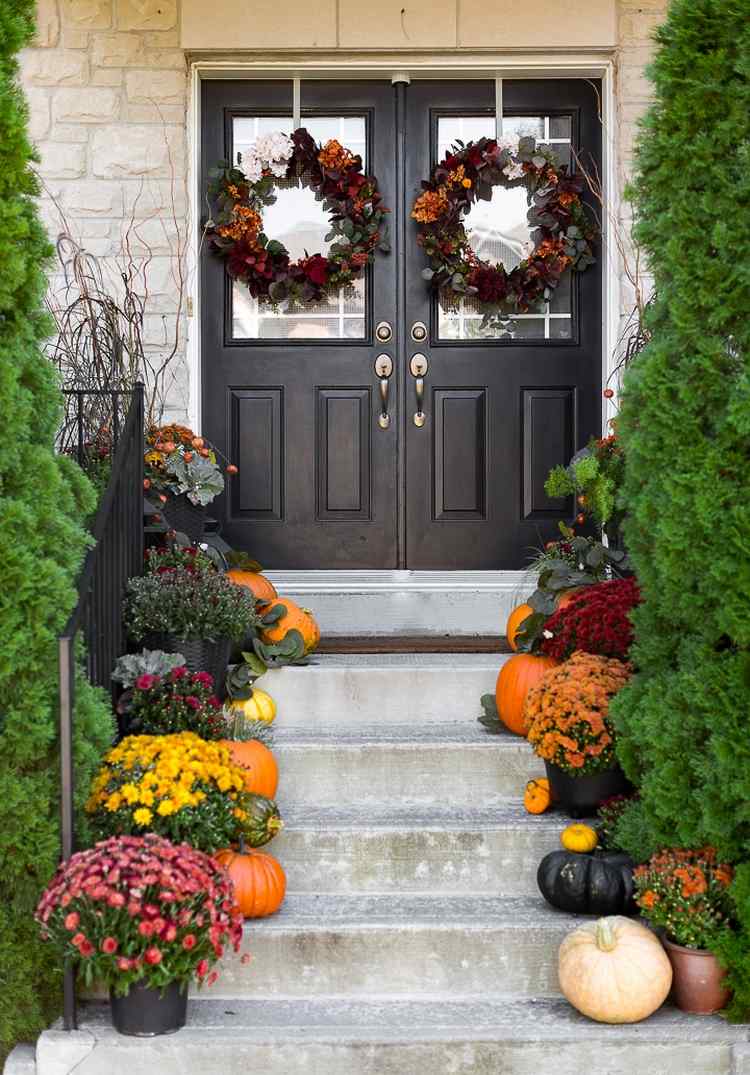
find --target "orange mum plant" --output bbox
[523,650,631,776]
[634,848,735,949]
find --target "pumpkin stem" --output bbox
[595,918,617,952]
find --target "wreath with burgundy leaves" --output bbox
[206,128,390,306]
[412,135,598,320]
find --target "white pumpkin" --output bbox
[558,916,672,1024]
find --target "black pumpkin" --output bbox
[537,850,636,915]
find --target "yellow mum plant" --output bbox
[87,732,256,853]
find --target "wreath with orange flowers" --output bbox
[206,128,390,306]
[412,134,598,320]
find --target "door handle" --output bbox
[374,354,393,429]
[410,353,428,428]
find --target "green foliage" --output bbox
[0,1,114,1057]
[609,0,750,1018]
[544,436,625,539]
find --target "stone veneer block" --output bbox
[22,49,88,86]
[91,31,146,67]
[53,86,119,121]
[116,0,177,31]
[339,0,457,48]
[180,0,336,49]
[125,68,185,105]
[34,0,61,47]
[459,0,616,47]
[91,124,183,177]
[36,141,87,178]
[61,0,112,28]
[58,179,125,217]
[25,87,52,141]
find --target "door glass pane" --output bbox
[231,115,367,341]
[435,115,575,342]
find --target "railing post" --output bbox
[58,635,77,1031]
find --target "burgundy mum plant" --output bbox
[129,666,224,739]
[36,835,245,994]
[540,577,641,662]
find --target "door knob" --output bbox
[374,353,393,429]
[410,353,428,427]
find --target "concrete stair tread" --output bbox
[279,800,565,830]
[272,720,512,744]
[71,995,747,1041]
[241,893,575,930]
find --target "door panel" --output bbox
[201,81,398,568]
[404,80,602,568]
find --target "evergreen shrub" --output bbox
[0,1,114,1056]
[609,0,750,1018]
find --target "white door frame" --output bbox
[187,54,619,587]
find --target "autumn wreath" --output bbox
[206,128,390,305]
[412,134,598,320]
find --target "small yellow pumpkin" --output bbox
[560,823,598,853]
[558,916,672,1024]
[523,778,551,815]
[228,687,277,725]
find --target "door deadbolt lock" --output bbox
[411,321,427,342]
[375,321,393,343]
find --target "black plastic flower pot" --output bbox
[545,761,634,819]
[110,980,187,1037]
[161,492,207,543]
[152,635,232,694]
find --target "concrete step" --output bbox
[35,998,749,1075]
[273,721,542,807]
[268,653,507,728]
[264,569,533,636]
[274,802,559,896]
[212,894,582,1000]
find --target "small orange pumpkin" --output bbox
[259,597,320,654]
[215,846,286,918]
[506,602,534,652]
[219,738,279,798]
[524,777,551,814]
[495,653,559,736]
[228,568,278,604]
[556,587,584,610]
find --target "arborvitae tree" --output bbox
[0,2,113,1057]
[610,0,750,1017]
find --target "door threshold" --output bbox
[318,635,511,654]
[264,569,533,592]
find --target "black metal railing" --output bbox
[58,383,144,1030]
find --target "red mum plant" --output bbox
[634,847,735,949]
[36,835,244,994]
[128,666,224,739]
[540,577,640,662]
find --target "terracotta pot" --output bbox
[663,939,730,1014]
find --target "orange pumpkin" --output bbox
[524,777,552,814]
[215,847,286,918]
[506,602,534,652]
[259,597,320,654]
[495,653,559,736]
[557,587,584,610]
[228,569,278,604]
[220,738,279,798]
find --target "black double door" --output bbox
[200,78,601,569]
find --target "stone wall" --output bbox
[21,0,669,421]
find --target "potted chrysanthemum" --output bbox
[35,834,244,1036]
[523,650,633,817]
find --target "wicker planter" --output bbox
[545,761,633,819]
[110,980,187,1036]
[161,493,206,543]
[151,635,232,694]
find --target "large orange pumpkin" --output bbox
[259,597,320,654]
[506,602,534,652]
[495,653,559,736]
[215,847,286,918]
[220,738,279,798]
[228,568,278,604]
